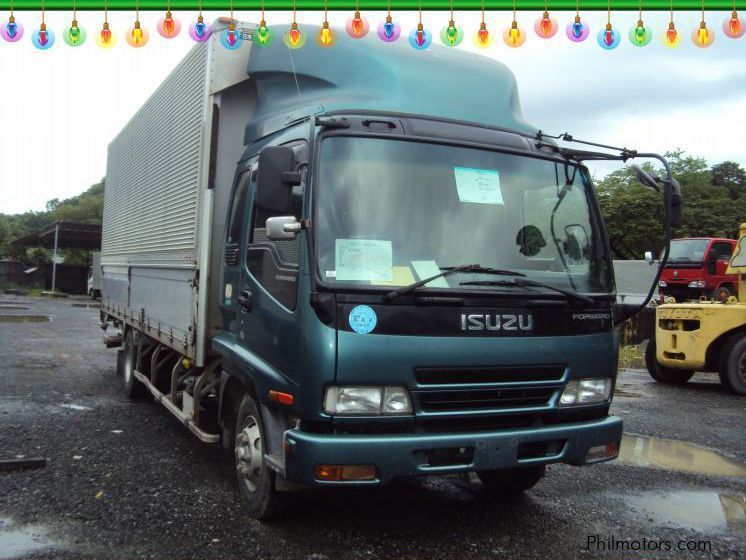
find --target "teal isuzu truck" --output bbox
[100,19,680,518]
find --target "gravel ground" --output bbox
[0,295,744,560]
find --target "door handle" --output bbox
[238,290,253,312]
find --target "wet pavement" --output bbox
[0,295,744,560]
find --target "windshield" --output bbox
[667,239,709,263]
[315,137,613,295]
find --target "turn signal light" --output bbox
[314,464,376,481]
[586,441,619,463]
[269,390,294,406]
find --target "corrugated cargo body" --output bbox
[101,20,257,365]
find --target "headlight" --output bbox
[323,386,413,415]
[559,378,612,406]
[688,280,705,289]
[658,280,667,287]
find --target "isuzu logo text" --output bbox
[460,313,534,332]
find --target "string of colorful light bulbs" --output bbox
[1,0,744,49]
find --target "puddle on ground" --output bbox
[0,315,50,323]
[71,303,100,309]
[0,517,59,559]
[619,434,746,478]
[0,305,31,310]
[60,403,93,411]
[627,491,746,533]
[614,387,643,398]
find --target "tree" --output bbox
[595,151,745,259]
[0,180,105,262]
[711,161,746,199]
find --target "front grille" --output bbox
[415,365,565,385]
[299,407,608,435]
[418,387,554,412]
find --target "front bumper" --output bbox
[283,415,623,486]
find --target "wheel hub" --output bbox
[236,416,263,492]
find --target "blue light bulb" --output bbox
[384,20,394,38]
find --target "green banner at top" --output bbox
[0,0,739,10]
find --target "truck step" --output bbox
[133,370,220,444]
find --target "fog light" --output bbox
[314,464,376,481]
[586,441,620,463]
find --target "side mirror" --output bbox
[266,216,301,241]
[256,146,301,213]
[630,164,660,192]
[644,251,654,265]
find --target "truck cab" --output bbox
[658,237,736,302]
[206,32,632,516]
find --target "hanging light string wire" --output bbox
[607,0,611,26]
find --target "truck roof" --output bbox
[244,25,537,143]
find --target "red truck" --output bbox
[658,237,737,302]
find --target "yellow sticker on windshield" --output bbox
[370,266,417,287]
[454,167,503,205]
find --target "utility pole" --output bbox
[51,222,59,294]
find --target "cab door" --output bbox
[220,160,256,336]
[237,140,307,381]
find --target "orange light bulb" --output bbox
[351,10,364,36]
[477,22,489,46]
[290,23,301,45]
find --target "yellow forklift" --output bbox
[646,223,746,395]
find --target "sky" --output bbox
[1,9,745,214]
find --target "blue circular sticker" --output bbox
[349,305,377,334]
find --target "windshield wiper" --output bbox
[458,278,595,305]
[383,264,525,302]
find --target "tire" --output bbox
[116,349,125,377]
[477,465,545,495]
[234,394,283,519]
[644,339,695,384]
[714,285,733,303]
[718,334,746,395]
[122,330,146,398]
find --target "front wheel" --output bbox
[477,465,545,495]
[714,285,733,303]
[234,394,283,519]
[644,339,695,384]
[718,334,746,395]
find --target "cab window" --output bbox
[246,140,306,310]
